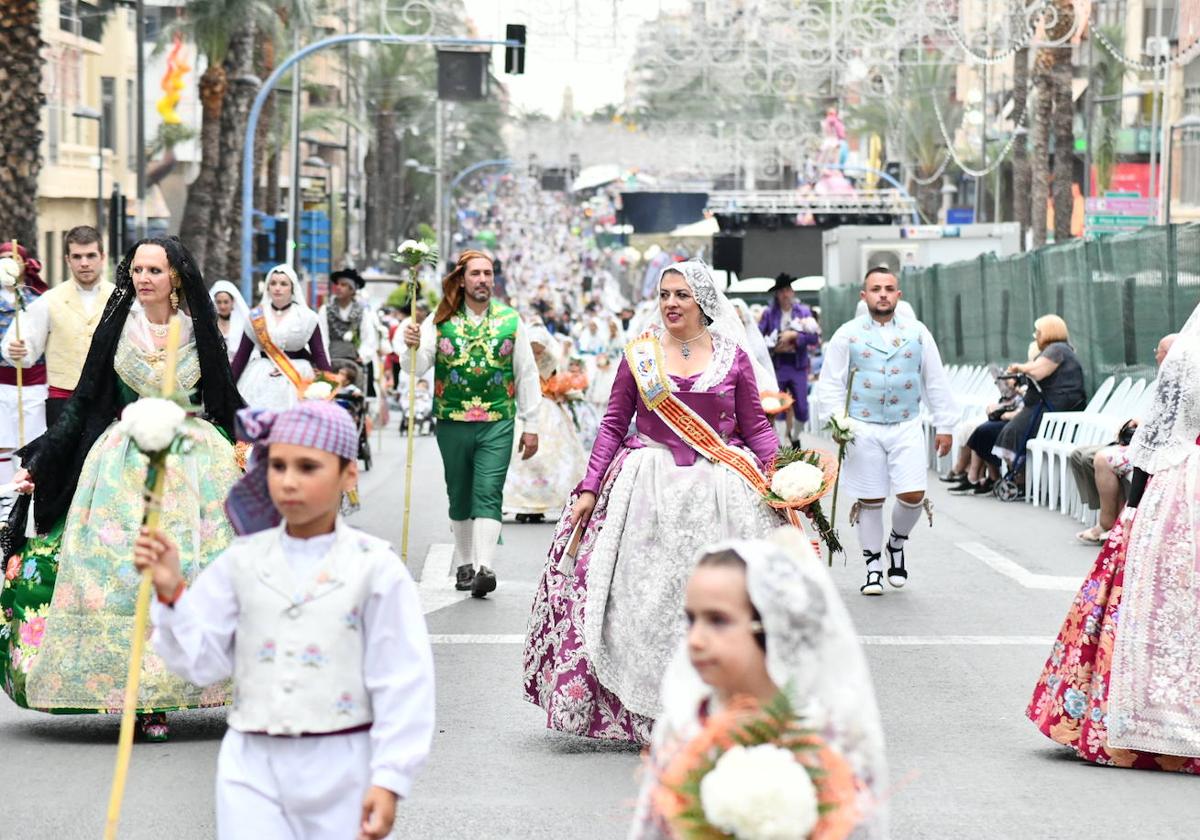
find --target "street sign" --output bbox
[1084,197,1157,217]
[947,207,974,224]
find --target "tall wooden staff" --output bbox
[393,240,437,565]
[104,318,183,840]
[8,240,25,448]
[826,367,857,566]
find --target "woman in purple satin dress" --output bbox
[522,261,784,743]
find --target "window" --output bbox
[59,1,79,36]
[101,77,116,151]
[48,104,60,164]
[79,2,106,43]
[43,233,57,288]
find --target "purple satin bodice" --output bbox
[578,346,779,495]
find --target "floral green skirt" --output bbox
[0,417,238,713]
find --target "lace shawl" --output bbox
[1127,335,1200,474]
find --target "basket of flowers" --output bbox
[764,448,841,555]
[760,390,796,417]
[650,692,861,840]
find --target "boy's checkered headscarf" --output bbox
[224,403,357,535]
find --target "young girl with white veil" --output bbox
[630,529,888,839]
[523,261,786,743]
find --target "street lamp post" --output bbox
[72,106,104,233]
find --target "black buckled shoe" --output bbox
[454,564,475,591]
[885,534,908,589]
[471,566,497,599]
[860,552,884,596]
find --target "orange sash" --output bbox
[624,335,800,528]
[250,309,305,394]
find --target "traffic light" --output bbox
[505,24,526,75]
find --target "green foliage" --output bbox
[1092,25,1125,194]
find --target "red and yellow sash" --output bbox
[625,335,800,527]
[250,308,306,395]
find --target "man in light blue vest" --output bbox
[816,268,958,596]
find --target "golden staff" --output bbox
[400,273,419,565]
[104,316,182,840]
[9,240,25,448]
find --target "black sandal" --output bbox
[860,552,884,596]
[885,532,908,589]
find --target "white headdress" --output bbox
[208,280,251,361]
[1127,305,1200,474]
[261,263,310,311]
[651,260,776,389]
[646,529,889,838]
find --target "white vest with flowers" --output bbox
[846,316,923,424]
[225,522,394,736]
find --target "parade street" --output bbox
[0,429,1194,839]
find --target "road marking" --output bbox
[427,634,1052,646]
[957,541,1081,591]
[418,542,465,615]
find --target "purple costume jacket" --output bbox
[579,346,778,495]
[758,302,820,421]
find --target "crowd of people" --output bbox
[1,175,1199,839]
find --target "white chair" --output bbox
[1024,376,1118,508]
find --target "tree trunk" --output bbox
[253,32,274,216]
[0,2,45,253]
[1051,44,1075,242]
[179,62,227,272]
[206,26,260,284]
[1011,47,1031,250]
[265,149,281,217]
[1030,49,1054,249]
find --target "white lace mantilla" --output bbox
[1127,335,1200,474]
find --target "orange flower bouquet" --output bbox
[760,390,795,417]
[651,692,861,840]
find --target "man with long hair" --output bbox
[401,250,542,598]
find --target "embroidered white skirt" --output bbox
[237,356,314,412]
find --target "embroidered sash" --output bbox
[250,308,305,394]
[624,335,799,527]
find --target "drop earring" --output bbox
[169,287,180,311]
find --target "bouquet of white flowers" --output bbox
[118,397,188,454]
[392,238,439,269]
[764,448,841,556]
[0,256,22,289]
[651,692,860,840]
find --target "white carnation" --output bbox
[828,413,855,444]
[118,398,187,453]
[771,460,825,502]
[699,744,820,840]
[304,381,333,400]
[0,257,20,289]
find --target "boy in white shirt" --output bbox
[133,401,434,839]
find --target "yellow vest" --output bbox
[46,280,114,391]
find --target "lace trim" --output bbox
[1127,337,1200,473]
[113,333,201,398]
[690,331,737,392]
[251,306,319,352]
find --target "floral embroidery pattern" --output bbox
[258,640,277,663]
[301,644,325,667]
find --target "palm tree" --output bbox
[1030,0,1076,247]
[168,0,275,274]
[0,2,44,250]
[1011,45,1031,249]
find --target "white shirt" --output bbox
[1,282,104,366]
[149,527,435,798]
[318,298,380,359]
[815,315,960,434]
[400,306,543,434]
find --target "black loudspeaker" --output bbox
[712,234,744,274]
[437,50,488,101]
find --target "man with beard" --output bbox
[815,267,957,597]
[3,226,114,429]
[401,251,541,598]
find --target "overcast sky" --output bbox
[461,0,671,116]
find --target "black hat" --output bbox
[331,267,365,289]
[772,272,796,292]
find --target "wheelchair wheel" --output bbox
[994,478,1021,502]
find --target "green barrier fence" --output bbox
[820,223,1200,391]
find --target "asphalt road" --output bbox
[4,424,1200,839]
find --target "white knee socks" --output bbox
[450,519,473,569]
[474,518,502,571]
[855,501,885,572]
[889,497,925,549]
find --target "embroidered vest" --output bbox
[225,523,390,735]
[0,287,45,371]
[433,301,519,422]
[326,301,363,361]
[46,280,114,390]
[846,316,923,424]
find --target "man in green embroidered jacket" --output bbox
[401,250,542,598]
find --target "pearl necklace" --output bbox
[147,319,170,338]
[671,328,709,359]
